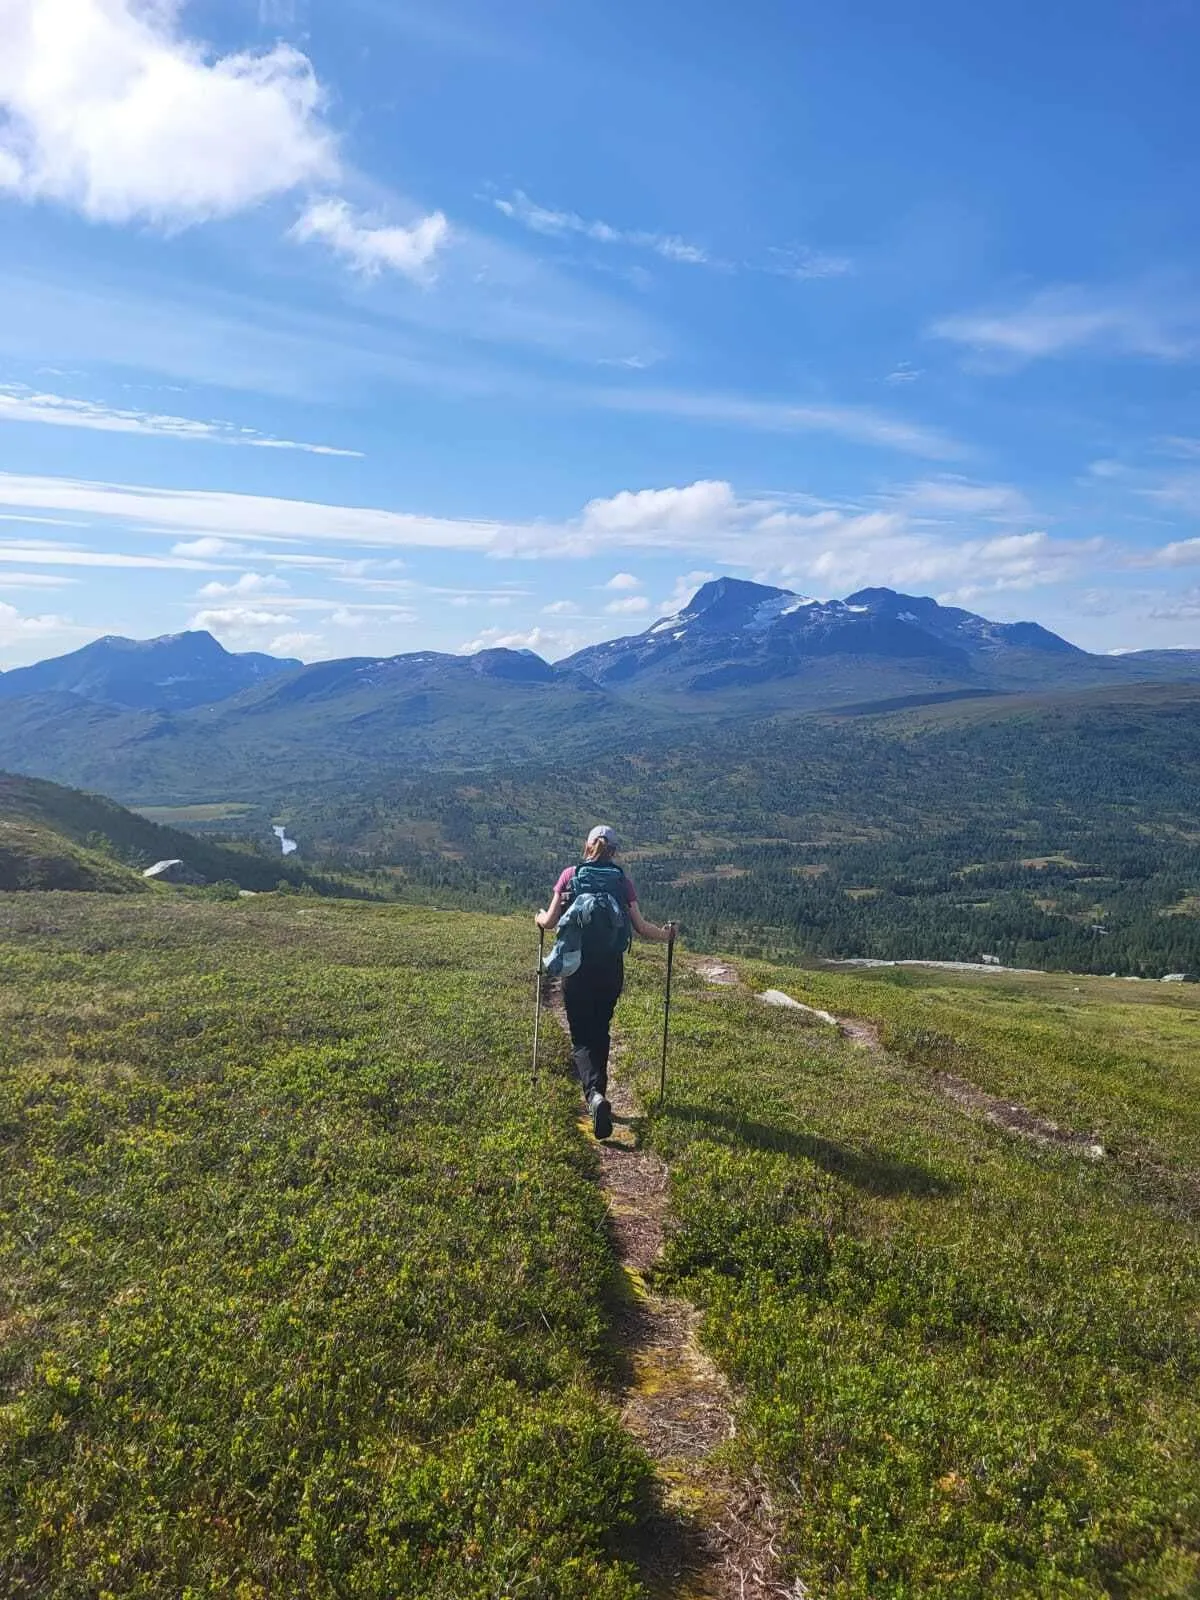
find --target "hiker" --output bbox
[536,825,675,1140]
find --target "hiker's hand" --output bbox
[535,911,550,930]
[664,921,678,944]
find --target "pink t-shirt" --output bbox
[554,865,638,906]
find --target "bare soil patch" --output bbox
[932,1071,1106,1159]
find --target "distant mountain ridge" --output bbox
[1,578,1200,806]
[0,630,301,712]
[560,577,1101,700]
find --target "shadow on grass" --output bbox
[669,1103,956,1197]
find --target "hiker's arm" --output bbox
[630,905,676,944]
[536,892,565,931]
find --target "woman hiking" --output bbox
[536,825,675,1140]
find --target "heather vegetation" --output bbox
[615,956,1200,1597]
[0,896,649,1598]
[1,892,1197,1596]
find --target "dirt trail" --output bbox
[691,959,1101,1158]
[548,985,803,1600]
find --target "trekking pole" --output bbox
[531,927,545,1085]
[659,924,677,1106]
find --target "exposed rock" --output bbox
[143,858,207,887]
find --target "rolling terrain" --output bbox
[0,772,358,896]
[2,580,1200,806]
[0,893,1195,1596]
[293,681,1200,976]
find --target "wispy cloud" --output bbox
[0,539,223,571]
[0,384,363,457]
[0,469,1096,604]
[763,247,854,282]
[932,284,1200,364]
[292,200,450,281]
[593,387,963,459]
[492,190,710,265]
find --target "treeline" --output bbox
[292,690,1200,976]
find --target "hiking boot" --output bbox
[588,1091,613,1141]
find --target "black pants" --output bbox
[562,959,624,1100]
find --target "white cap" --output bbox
[587,824,618,850]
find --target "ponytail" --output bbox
[584,836,616,864]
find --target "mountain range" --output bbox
[1,577,1200,805]
[0,629,299,712]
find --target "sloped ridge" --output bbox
[0,630,301,712]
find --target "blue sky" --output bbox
[1,0,1199,668]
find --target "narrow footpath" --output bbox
[547,985,804,1600]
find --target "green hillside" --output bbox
[0,815,145,893]
[0,772,360,896]
[295,683,1200,976]
[0,894,1195,1596]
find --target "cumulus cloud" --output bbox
[0,0,337,226]
[0,597,87,664]
[604,595,651,615]
[0,469,1101,603]
[460,623,586,657]
[604,572,641,590]
[0,383,361,455]
[269,630,322,657]
[542,599,580,615]
[195,571,289,599]
[292,198,450,281]
[657,569,717,613]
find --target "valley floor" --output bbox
[0,895,1197,1597]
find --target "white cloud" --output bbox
[0,570,75,588]
[0,470,1100,602]
[581,481,741,544]
[1148,537,1200,568]
[172,536,245,558]
[658,569,717,614]
[604,572,641,590]
[268,631,321,658]
[932,285,1200,364]
[0,0,337,226]
[593,388,961,459]
[764,247,853,282]
[196,571,289,599]
[1145,473,1200,516]
[0,383,361,455]
[0,598,83,664]
[192,605,293,632]
[604,595,651,616]
[891,476,1030,520]
[292,199,450,281]
[542,599,580,615]
[493,190,708,265]
[0,538,221,570]
[885,362,923,385]
[461,624,570,655]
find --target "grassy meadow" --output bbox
[615,954,1200,1597]
[1,892,1197,1597]
[0,895,649,1599]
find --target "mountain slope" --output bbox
[0,772,334,892]
[0,649,652,805]
[558,578,1180,708]
[0,631,300,711]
